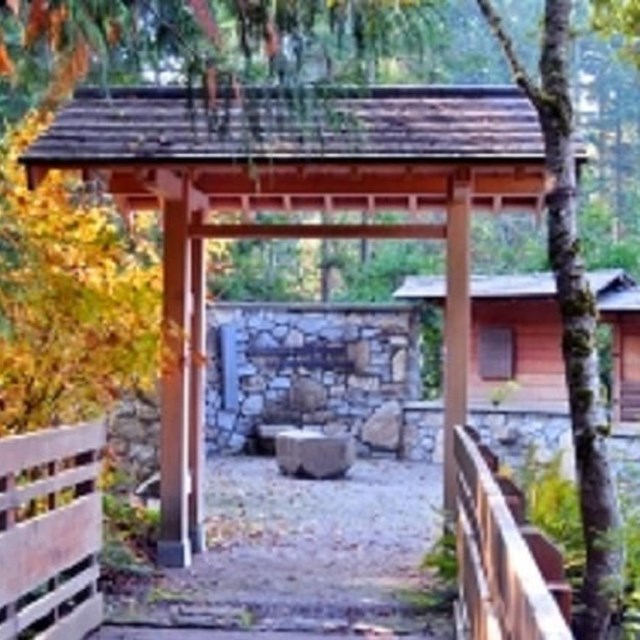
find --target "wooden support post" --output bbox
[158,183,192,568]
[189,209,207,554]
[444,171,471,515]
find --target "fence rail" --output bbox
[454,424,573,640]
[0,422,104,640]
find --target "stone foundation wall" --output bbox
[205,303,423,455]
[400,401,574,472]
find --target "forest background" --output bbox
[1,0,638,306]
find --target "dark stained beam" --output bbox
[188,222,447,240]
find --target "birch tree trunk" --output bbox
[476,0,623,637]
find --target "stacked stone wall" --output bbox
[205,303,423,455]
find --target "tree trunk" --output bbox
[476,0,623,636]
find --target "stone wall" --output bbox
[205,303,423,455]
[107,393,160,487]
[400,401,575,473]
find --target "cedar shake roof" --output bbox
[20,85,572,167]
[393,270,635,301]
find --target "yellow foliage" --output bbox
[0,112,162,435]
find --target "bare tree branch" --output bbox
[474,0,542,107]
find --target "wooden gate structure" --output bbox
[21,85,554,567]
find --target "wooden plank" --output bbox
[189,208,206,554]
[458,504,501,640]
[0,462,101,513]
[38,592,102,640]
[15,564,99,634]
[188,223,447,240]
[0,422,104,474]
[0,615,17,640]
[159,180,192,568]
[444,173,471,512]
[0,494,101,607]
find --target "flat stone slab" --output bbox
[275,430,355,480]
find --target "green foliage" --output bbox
[420,527,457,611]
[339,240,444,302]
[519,450,586,585]
[519,451,640,631]
[471,212,548,275]
[421,306,443,399]
[101,492,158,588]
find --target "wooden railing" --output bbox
[454,424,573,640]
[0,422,104,640]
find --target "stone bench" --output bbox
[275,430,355,480]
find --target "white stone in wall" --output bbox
[237,363,258,376]
[433,427,445,464]
[228,433,246,453]
[253,332,279,350]
[360,400,402,451]
[323,421,350,436]
[391,349,407,383]
[347,375,380,392]
[284,329,304,348]
[270,377,290,390]
[290,377,327,412]
[389,335,409,347]
[243,375,266,392]
[273,325,288,340]
[242,394,264,416]
[217,411,236,433]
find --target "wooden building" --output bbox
[22,84,559,566]
[395,270,637,414]
[599,287,640,423]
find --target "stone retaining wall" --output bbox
[206,303,423,455]
[106,302,640,482]
[400,402,574,471]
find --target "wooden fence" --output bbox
[0,422,104,640]
[454,424,573,640]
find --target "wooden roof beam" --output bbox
[188,223,446,240]
[26,165,51,190]
[138,169,210,214]
[192,169,449,197]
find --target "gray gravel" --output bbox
[101,457,451,638]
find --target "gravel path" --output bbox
[99,457,452,638]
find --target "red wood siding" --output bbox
[617,318,640,421]
[467,300,568,411]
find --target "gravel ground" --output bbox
[99,457,452,638]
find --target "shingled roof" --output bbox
[20,85,564,167]
[393,270,635,301]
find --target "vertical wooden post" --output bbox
[189,208,207,553]
[158,180,192,568]
[444,170,472,514]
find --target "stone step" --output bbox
[105,597,452,638]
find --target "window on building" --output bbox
[478,326,514,380]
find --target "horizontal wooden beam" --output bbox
[188,223,446,240]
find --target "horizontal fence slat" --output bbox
[15,564,100,634]
[0,462,101,513]
[0,422,104,474]
[38,593,103,640]
[0,616,17,640]
[0,494,101,607]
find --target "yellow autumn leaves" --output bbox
[0,112,162,434]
